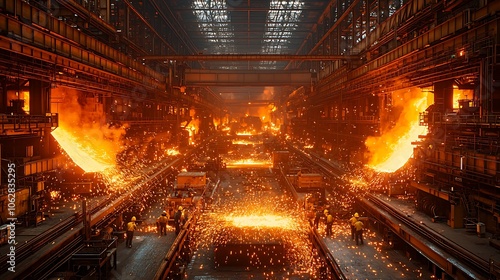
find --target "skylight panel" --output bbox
[261,0,304,68]
[192,0,235,54]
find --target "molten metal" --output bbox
[52,127,114,173]
[365,90,429,173]
[225,214,295,230]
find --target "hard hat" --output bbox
[131,216,137,221]
[178,206,183,211]
[324,209,329,213]
[354,213,359,218]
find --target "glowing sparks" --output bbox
[193,189,320,276]
[225,214,295,230]
[52,127,114,172]
[165,148,180,156]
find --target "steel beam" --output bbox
[185,69,313,86]
[141,54,354,61]
[224,100,275,106]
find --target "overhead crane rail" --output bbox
[140,54,356,61]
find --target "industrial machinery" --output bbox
[165,172,208,218]
[70,239,117,279]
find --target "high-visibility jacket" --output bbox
[127,221,137,231]
[326,214,334,223]
[158,215,168,224]
[354,220,364,231]
[349,216,357,226]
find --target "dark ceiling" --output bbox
[164,0,330,107]
[167,0,329,70]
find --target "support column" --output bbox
[29,79,50,115]
[433,80,454,113]
[30,80,52,157]
[0,78,6,112]
[450,201,465,229]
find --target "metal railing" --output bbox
[420,112,500,127]
[0,113,58,131]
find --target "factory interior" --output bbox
[1,0,500,279]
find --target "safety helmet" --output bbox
[354,213,359,218]
[178,206,183,211]
[131,216,137,222]
[324,209,329,214]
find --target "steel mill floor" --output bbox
[358,193,500,279]
[0,194,110,280]
[4,168,500,279]
[108,200,177,280]
[181,168,435,280]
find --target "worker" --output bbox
[157,211,169,236]
[349,213,359,241]
[182,207,189,224]
[126,216,137,248]
[325,211,334,237]
[313,209,322,229]
[323,208,329,216]
[173,206,183,235]
[354,219,364,245]
[323,208,329,223]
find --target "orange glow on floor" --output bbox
[225,214,295,230]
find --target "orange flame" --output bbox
[51,88,126,173]
[365,89,430,173]
[52,127,114,172]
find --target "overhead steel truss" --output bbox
[141,54,355,61]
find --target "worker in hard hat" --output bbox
[157,211,169,236]
[354,218,364,245]
[126,216,137,248]
[349,213,359,241]
[173,206,183,235]
[181,207,188,224]
[325,211,334,237]
[323,208,330,222]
